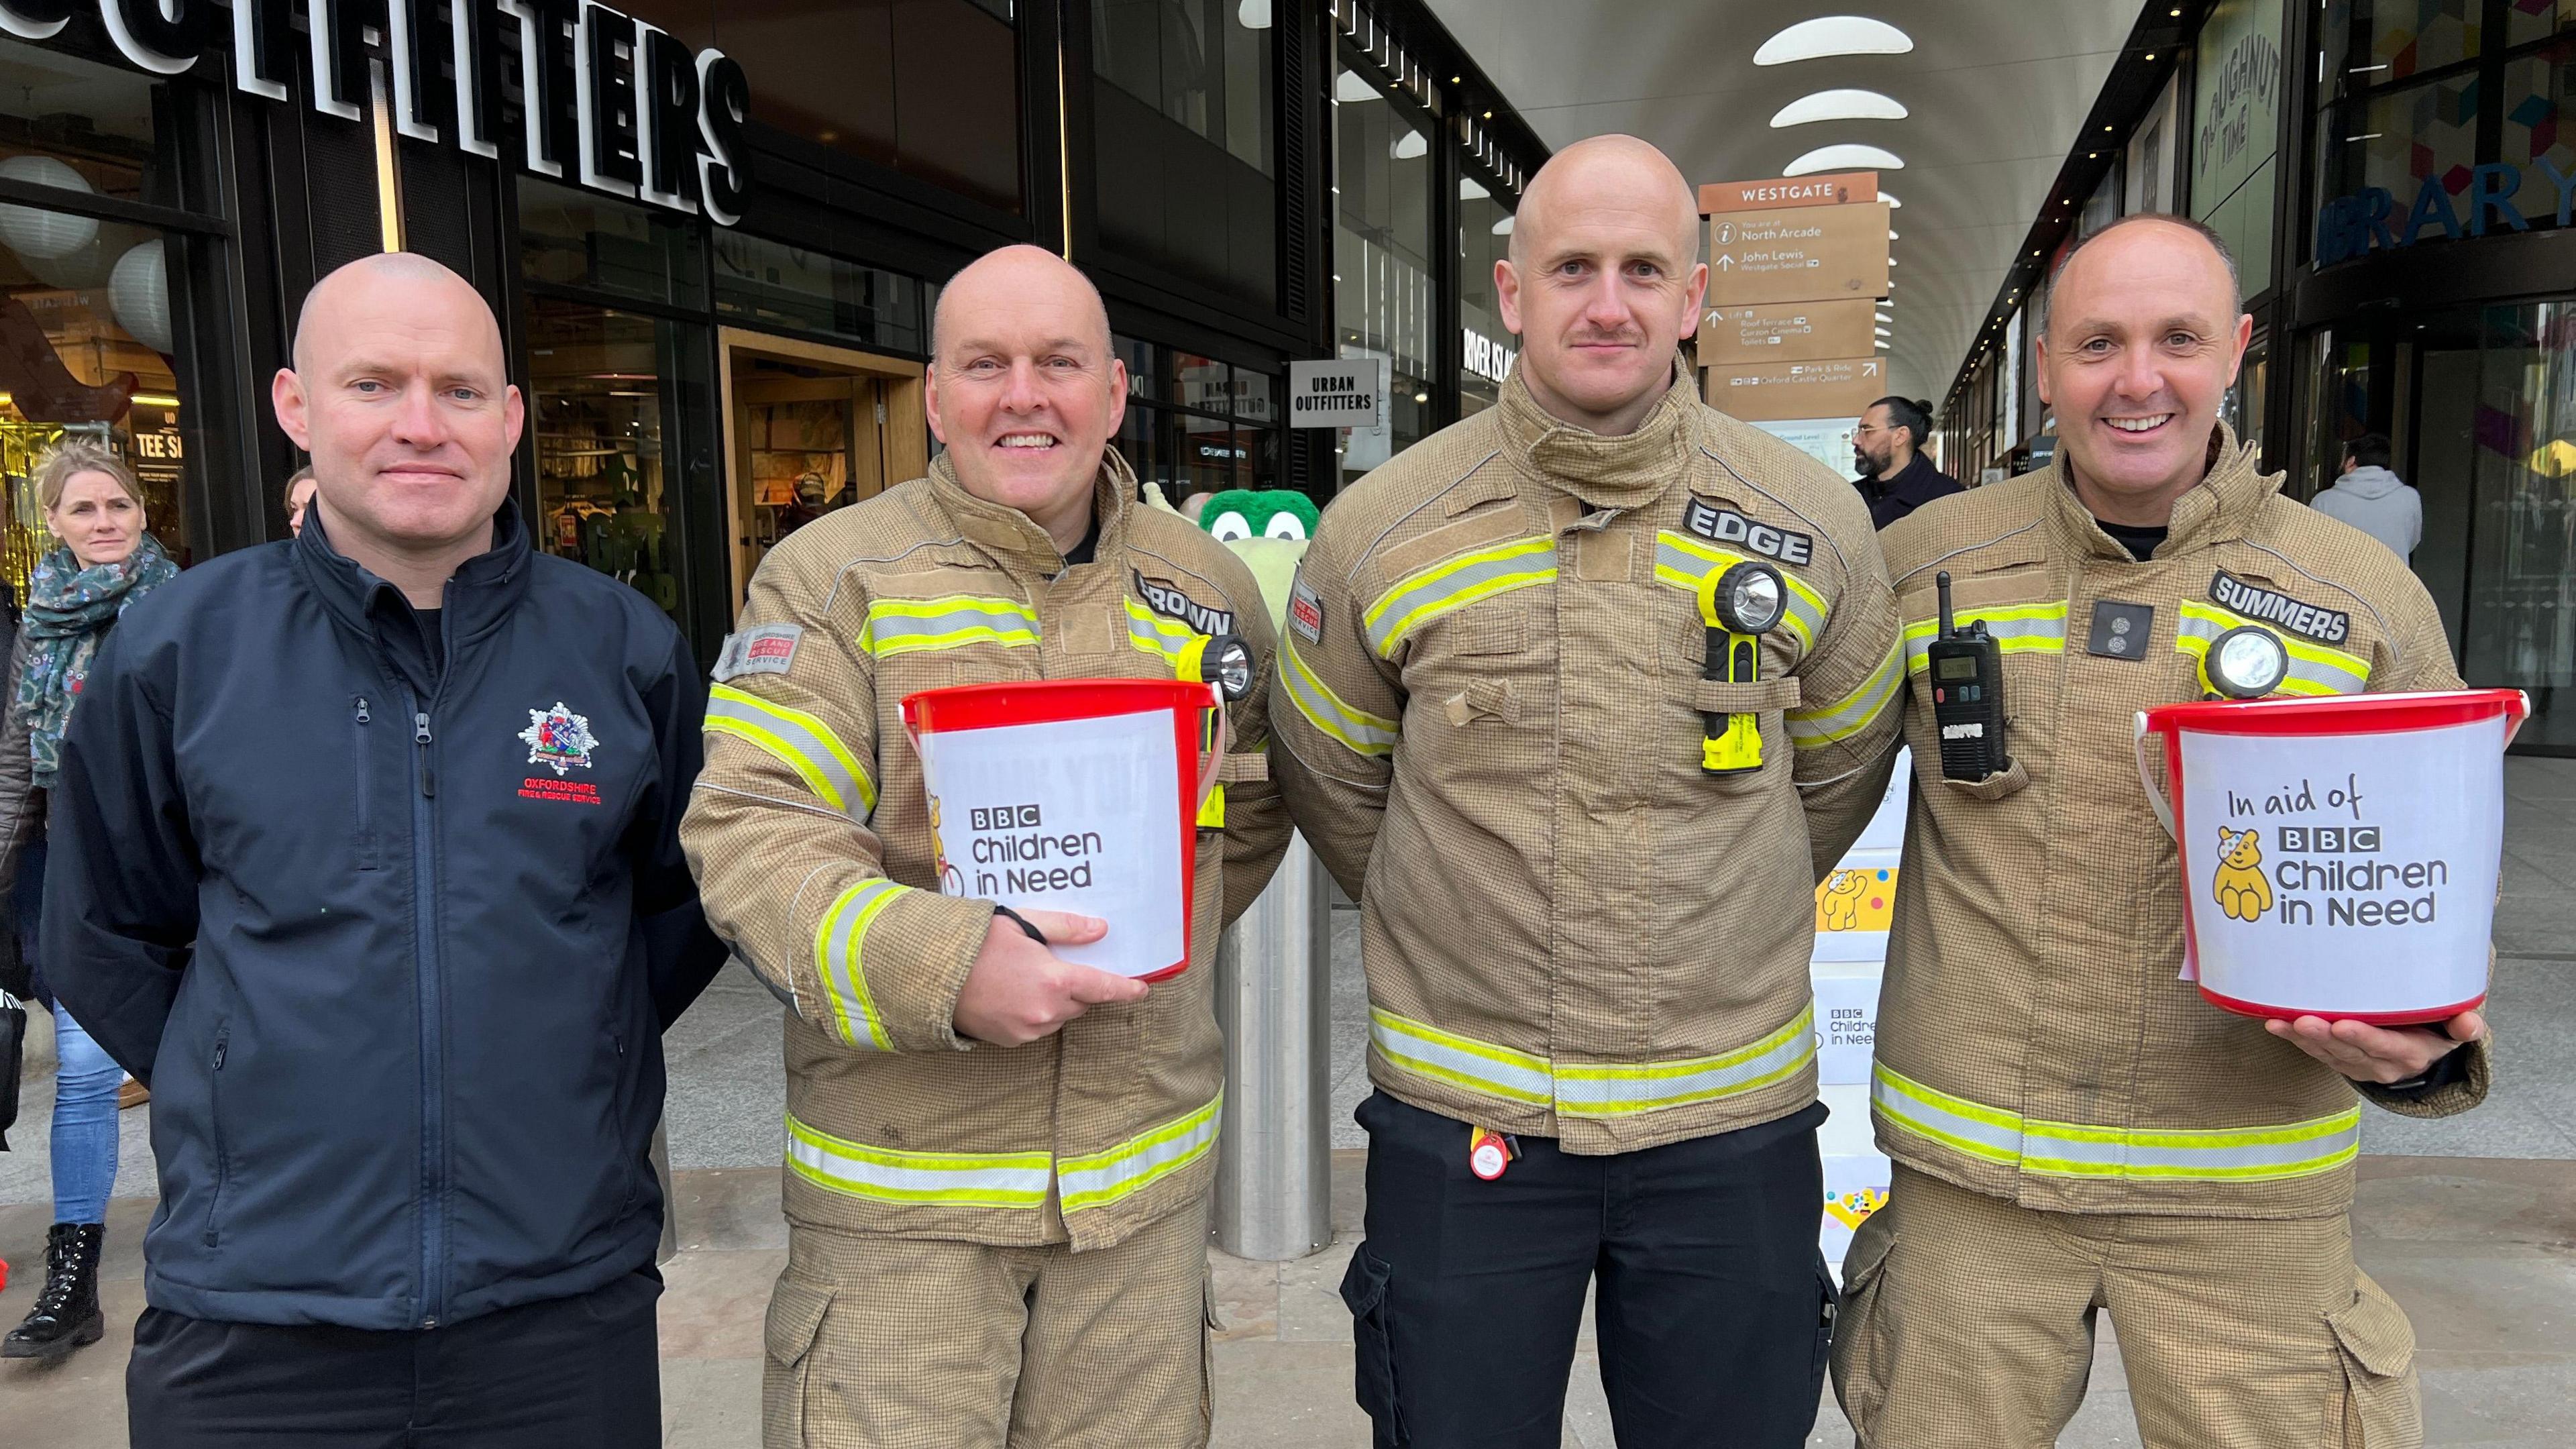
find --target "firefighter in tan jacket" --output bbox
[1831,215,2490,1449]
[1272,137,1903,1448]
[681,247,1287,1449]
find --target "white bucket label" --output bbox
[918,711,1187,979]
[2176,714,2503,1014]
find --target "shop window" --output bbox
[2508,0,2576,46]
[0,42,209,593]
[2503,42,2576,179]
[1114,333,1163,401]
[2320,0,2481,91]
[1091,0,1279,306]
[714,233,928,355]
[710,0,1021,214]
[519,178,708,311]
[1458,169,1516,418]
[1334,43,1434,484]
[2314,74,2480,230]
[525,298,706,626]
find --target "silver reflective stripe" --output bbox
[1554,1007,1815,1116]
[1124,598,1201,665]
[1279,635,1399,757]
[1788,639,1904,749]
[704,684,877,820]
[1901,604,2068,674]
[1057,1095,1224,1214]
[1362,537,1558,657]
[861,597,1040,657]
[1652,534,1827,648]
[815,879,903,1051]
[783,1112,1051,1208]
[2174,605,2369,696]
[1874,1064,2367,1181]
[1368,1009,1553,1104]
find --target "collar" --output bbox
[930,447,1138,579]
[294,495,533,646]
[2044,420,2278,562]
[1493,356,1698,511]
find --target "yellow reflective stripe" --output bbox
[1279,634,1397,757]
[704,683,878,818]
[1872,1063,2365,1181]
[1554,1006,1816,1116]
[1123,596,1203,666]
[860,596,1040,657]
[1059,1093,1224,1214]
[1900,601,2068,675]
[1788,638,1904,749]
[1652,532,1828,650]
[784,1111,1052,1208]
[2175,602,2371,696]
[1368,1008,1554,1105]
[1362,535,1558,657]
[1371,1008,1816,1115]
[814,879,904,1051]
[1197,784,1226,828]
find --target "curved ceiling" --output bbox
[1424,0,2137,403]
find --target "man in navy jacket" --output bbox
[44,252,726,1447]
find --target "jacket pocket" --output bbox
[1340,1248,1407,1445]
[610,1029,643,1216]
[762,1275,836,1449]
[1827,1212,1898,1438]
[352,696,378,871]
[1809,1250,1838,1406]
[1937,755,2031,802]
[203,1024,231,1248]
[2326,1273,2422,1449]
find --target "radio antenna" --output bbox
[1937,570,1957,639]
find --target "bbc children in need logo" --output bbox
[2211,771,2453,928]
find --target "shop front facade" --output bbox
[0,0,1544,665]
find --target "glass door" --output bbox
[716,329,928,606]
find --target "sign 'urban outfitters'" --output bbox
[0,0,751,224]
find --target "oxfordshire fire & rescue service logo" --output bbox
[519,702,598,775]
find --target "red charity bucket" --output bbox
[901,679,1222,982]
[2135,689,2527,1024]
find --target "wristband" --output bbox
[993,904,1047,944]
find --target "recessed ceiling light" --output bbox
[1238,0,1271,27]
[1880,191,1903,209]
[1450,75,1460,83]
[1461,178,1489,200]
[1334,72,1379,104]
[1887,229,1898,240]
[1756,16,1915,66]
[1888,256,1898,265]
[1394,129,1428,160]
[2145,53,2155,60]
[1784,143,1904,175]
[1483,111,1493,119]
[1769,89,1909,129]
[1493,216,1514,235]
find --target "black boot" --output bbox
[2,1222,105,1361]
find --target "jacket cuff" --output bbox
[865,888,998,1053]
[2361,1032,2490,1119]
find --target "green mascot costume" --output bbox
[1191,488,1318,635]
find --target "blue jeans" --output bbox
[50,1001,121,1224]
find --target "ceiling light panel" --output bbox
[1755,15,1915,66]
[1768,88,1908,129]
[1784,143,1904,176]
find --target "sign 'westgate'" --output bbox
[0,0,751,224]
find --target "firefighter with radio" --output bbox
[1270,136,1904,1447]
[680,245,1287,1449]
[1831,214,2490,1449]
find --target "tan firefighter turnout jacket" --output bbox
[680,451,1289,1251]
[1872,424,2491,1220]
[1272,366,1904,1154]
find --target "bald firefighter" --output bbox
[680,246,1288,1449]
[1272,136,1904,1446]
[1831,215,2489,1449]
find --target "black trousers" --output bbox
[125,1268,662,1448]
[1342,1090,1833,1449]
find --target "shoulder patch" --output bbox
[1132,570,1235,636]
[2210,570,2352,645]
[714,623,805,681]
[1682,496,1815,566]
[1289,573,1324,644]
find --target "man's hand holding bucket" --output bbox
[2265,1008,2487,1085]
[954,909,1144,1046]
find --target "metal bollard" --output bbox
[1212,830,1334,1260]
[651,1124,680,1265]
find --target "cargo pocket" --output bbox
[1200,1265,1220,1438]
[1937,754,2030,802]
[1809,1251,1838,1405]
[763,1276,836,1449]
[1827,1214,1899,1438]
[2326,1275,2422,1449]
[1340,1248,1408,1445]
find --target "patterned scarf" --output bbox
[14,533,177,786]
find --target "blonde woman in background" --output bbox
[0,438,178,1362]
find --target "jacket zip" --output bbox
[403,686,444,1328]
[353,697,377,870]
[203,1027,229,1247]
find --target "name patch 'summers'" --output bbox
[1682,498,1815,566]
[1133,572,1234,637]
[2209,571,2351,644]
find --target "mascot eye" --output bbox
[1208,511,1254,541]
[1263,511,1309,540]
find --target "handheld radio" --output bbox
[1925,570,2008,782]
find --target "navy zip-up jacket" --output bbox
[43,500,726,1330]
